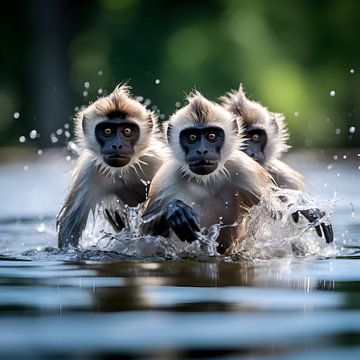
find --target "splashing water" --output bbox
[93,205,220,259]
[237,189,337,259]
[47,187,336,262]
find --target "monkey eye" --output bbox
[251,133,261,142]
[206,132,217,142]
[188,134,197,143]
[123,127,133,137]
[103,128,113,137]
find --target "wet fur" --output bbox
[57,84,163,248]
[221,85,304,190]
[140,92,277,255]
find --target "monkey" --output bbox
[57,84,163,249]
[220,86,333,243]
[139,92,283,255]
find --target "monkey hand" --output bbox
[105,209,125,232]
[166,200,200,243]
[292,208,333,244]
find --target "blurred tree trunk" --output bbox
[27,0,76,147]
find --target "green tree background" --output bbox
[0,0,359,149]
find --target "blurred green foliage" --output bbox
[0,0,359,148]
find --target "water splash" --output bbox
[62,188,336,261]
[236,189,337,259]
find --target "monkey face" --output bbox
[179,126,224,175]
[244,126,267,164]
[95,113,140,167]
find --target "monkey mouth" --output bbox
[189,160,218,175]
[103,153,131,167]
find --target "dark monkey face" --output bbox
[95,112,140,167]
[180,126,225,175]
[243,125,267,164]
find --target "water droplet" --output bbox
[350,68,355,74]
[37,223,46,232]
[68,141,77,151]
[136,96,144,103]
[294,111,300,117]
[64,130,71,138]
[50,133,58,143]
[333,155,338,160]
[29,130,38,139]
[159,114,165,120]
[98,70,103,76]
[56,128,63,136]
[37,149,43,156]
[19,136,26,143]
[84,81,90,89]
[324,182,328,187]
[65,155,71,161]
[326,164,333,170]
[330,90,336,97]
[74,106,80,112]
[175,101,181,108]
[343,155,347,160]
[155,79,160,85]
[13,112,20,119]
[64,123,70,129]
[349,126,356,134]
[98,88,103,95]
[337,173,340,177]
[83,90,88,97]
[335,128,341,135]
[24,165,29,171]
[144,99,151,107]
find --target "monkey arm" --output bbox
[57,154,102,249]
[266,159,305,191]
[228,153,277,203]
[139,162,200,241]
[267,160,333,243]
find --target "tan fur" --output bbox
[57,84,164,248]
[140,92,278,255]
[221,85,304,190]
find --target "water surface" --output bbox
[0,150,360,359]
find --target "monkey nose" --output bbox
[196,148,208,155]
[112,144,123,150]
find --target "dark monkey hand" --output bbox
[166,200,200,242]
[292,208,333,244]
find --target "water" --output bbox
[0,149,360,359]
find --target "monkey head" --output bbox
[221,85,290,164]
[75,84,157,169]
[166,92,242,179]
[94,111,140,167]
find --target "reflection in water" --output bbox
[0,258,358,359]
